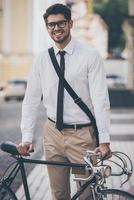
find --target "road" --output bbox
[0,98,47,191]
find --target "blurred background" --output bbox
[0,0,134,106]
[0,0,134,196]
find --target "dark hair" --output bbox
[43,3,71,23]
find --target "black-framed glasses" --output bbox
[46,20,68,30]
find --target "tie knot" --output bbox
[59,50,66,57]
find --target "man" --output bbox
[17,3,111,200]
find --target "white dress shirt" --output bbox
[21,38,110,144]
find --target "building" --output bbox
[0,0,32,84]
[0,0,49,85]
[123,0,134,89]
[0,0,108,85]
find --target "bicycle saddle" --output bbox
[0,141,20,155]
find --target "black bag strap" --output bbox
[48,47,99,146]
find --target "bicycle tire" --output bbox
[100,189,134,200]
[101,189,134,200]
[0,184,18,200]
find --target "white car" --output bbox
[3,79,27,101]
[106,75,126,89]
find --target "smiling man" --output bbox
[17,4,111,200]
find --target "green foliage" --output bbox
[93,0,128,53]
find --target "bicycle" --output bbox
[0,141,134,200]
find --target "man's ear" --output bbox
[69,20,73,29]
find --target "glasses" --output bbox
[46,20,68,30]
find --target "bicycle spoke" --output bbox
[0,185,17,200]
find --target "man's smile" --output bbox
[53,30,64,37]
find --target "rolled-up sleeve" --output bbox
[88,51,110,144]
[21,56,42,143]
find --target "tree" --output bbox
[93,0,128,55]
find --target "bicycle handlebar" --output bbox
[83,150,133,186]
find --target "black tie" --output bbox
[56,51,66,131]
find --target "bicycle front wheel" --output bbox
[100,189,134,200]
[0,184,17,200]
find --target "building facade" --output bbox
[0,0,49,85]
[0,0,108,85]
[123,0,134,89]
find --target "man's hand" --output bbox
[94,143,111,159]
[17,142,34,156]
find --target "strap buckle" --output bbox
[74,97,81,104]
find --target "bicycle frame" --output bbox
[1,142,133,200]
[2,155,94,200]
[0,157,31,200]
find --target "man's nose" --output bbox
[54,24,60,30]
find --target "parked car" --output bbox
[106,74,126,89]
[0,86,5,91]
[3,79,27,101]
[0,83,6,96]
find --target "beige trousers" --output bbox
[43,120,97,200]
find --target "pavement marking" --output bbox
[111,134,134,141]
[110,124,134,135]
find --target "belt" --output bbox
[48,118,92,130]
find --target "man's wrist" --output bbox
[22,132,33,144]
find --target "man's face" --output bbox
[46,14,73,44]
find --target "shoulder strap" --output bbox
[48,47,99,146]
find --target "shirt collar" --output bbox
[53,37,75,56]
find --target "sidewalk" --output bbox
[16,109,134,199]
